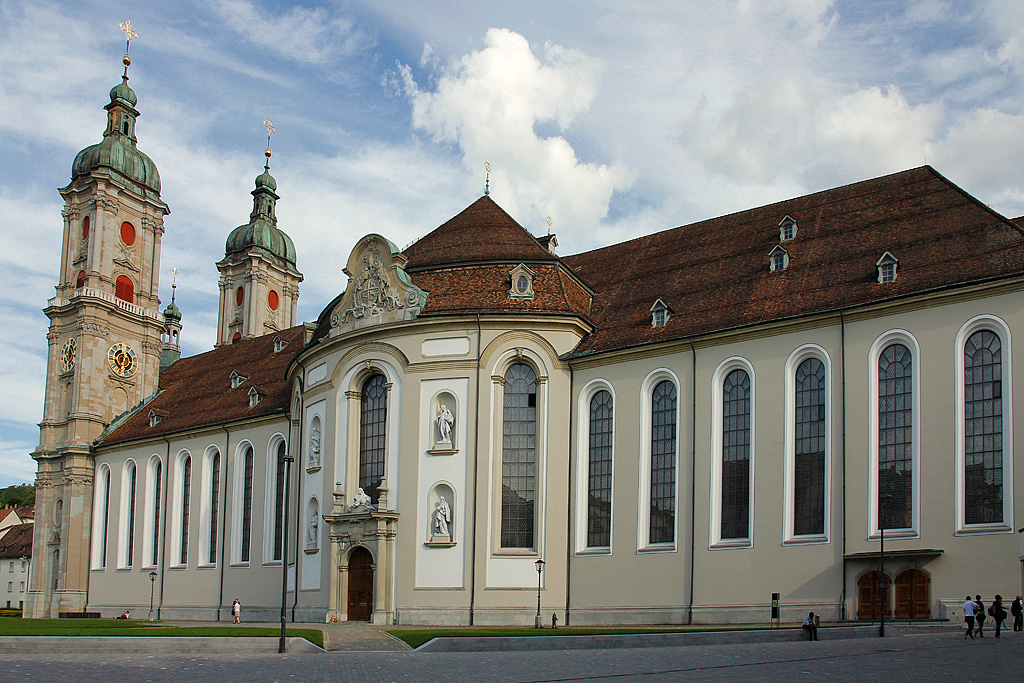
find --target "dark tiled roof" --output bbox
[0,523,33,558]
[404,196,559,270]
[564,166,1024,357]
[97,325,307,447]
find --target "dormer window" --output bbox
[508,263,535,300]
[876,251,898,283]
[248,387,263,407]
[779,216,797,241]
[148,410,161,427]
[769,245,789,272]
[230,370,248,389]
[273,336,288,353]
[650,298,673,327]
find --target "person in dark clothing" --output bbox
[1011,596,1023,632]
[974,596,986,637]
[991,595,1007,638]
[801,611,819,641]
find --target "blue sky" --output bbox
[1,0,1022,487]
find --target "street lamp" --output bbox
[534,558,545,629]
[279,451,294,654]
[878,492,893,638]
[148,571,157,621]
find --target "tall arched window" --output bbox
[501,363,537,549]
[93,465,111,569]
[794,358,826,536]
[878,344,913,530]
[273,440,286,561]
[963,330,1003,525]
[150,459,162,567]
[115,275,134,303]
[650,380,677,544]
[208,450,220,565]
[179,455,191,565]
[241,445,254,562]
[122,461,137,567]
[76,271,87,289]
[360,375,388,504]
[587,390,614,548]
[721,369,751,541]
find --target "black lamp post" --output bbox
[278,452,294,654]
[148,571,157,621]
[878,492,892,638]
[534,558,545,629]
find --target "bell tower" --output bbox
[26,26,170,617]
[216,124,302,346]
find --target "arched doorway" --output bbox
[347,547,374,621]
[857,570,892,619]
[894,569,930,619]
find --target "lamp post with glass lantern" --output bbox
[278,451,294,654]
[534,559,545,629]
[148,571,157,621]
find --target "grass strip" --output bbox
[0,617,323,649]
[387,625,785,649]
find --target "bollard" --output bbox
[552,613,558,629]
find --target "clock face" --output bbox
[60,339,76,372]
[107,343,138,378]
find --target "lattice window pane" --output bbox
[209,453,219,564]
[650,380,676,544]
[878,344,912,529]
[721,369,750,540]
[501,363,537,548]
[964,330,1003,525]
[587,390,614,548]
[180,457,191,565]
[794,358,826,536]
[360,375,388,504]
[241,448,253,562]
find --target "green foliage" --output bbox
[0,484,34,508]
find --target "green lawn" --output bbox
[0,616,323,649]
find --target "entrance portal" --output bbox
[347,547,374,621]
[857,570,892,619]
[894,569,930,619]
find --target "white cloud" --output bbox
[0,437,37,487]
[399,28,634,236]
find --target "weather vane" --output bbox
[546,215,552,236]
[263,118,275,168]
[119,20,138,76]
[484,160,492,196]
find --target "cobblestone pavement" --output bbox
[5,630,1022,682]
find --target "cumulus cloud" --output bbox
[399,28,633,236]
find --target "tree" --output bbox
[0,484,34,508]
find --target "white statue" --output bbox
[307,509,319,547]
[433,496,451,537]
[436,403,454,444]
[351,487,372,509]
[309,425,321,467]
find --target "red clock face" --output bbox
[107,343,138,377]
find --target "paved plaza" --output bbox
[4,628,1023,683]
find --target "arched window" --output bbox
[587,390,613,548]
[502,363,537,549]
[82,216,90,240]
[122,461,137,567]
[232,331,242,344]
[92,465,111,569]
[179,455,191,565]
[76,271,87,289]
[115,275,134,303]
[360,375,388,504]
[208,450,220,564]
[241,445,254,562]
[794,358,826,536]
[272,440,286,561]
[649,380,677,544]
[963,330,1003,525]
[878,344,913,530]
[120,221,136,245]
[721,369,751,541]
[150,459,162,567]
[235,286,244,306]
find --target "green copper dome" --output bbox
[224,167,296,268]
[71,76,161,200]
[163,296,181,323]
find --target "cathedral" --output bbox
[26,54,1024,625]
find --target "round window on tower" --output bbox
[82,216,90,240]
[120,221,136,246]
[235,286,244,306]
[268,290,279,310]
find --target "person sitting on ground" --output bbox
[801,611,819,641]
[116,610,129,620]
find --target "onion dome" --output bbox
[163,293,181,324]
[224,160,296,269]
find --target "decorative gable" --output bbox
[248,386,262,407]
[650,298,673,327]
[508,263,536,300]
[230,370,248,389]
[779,215,798,241]
[328,234,427,336]
[769,245,789,272]
[273,335,288,352]
[148,409,162,427]
[876,251,899,283]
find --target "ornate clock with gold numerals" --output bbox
[107,342,138,378]
[60,338,77,372]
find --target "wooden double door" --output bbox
[347,547,374,621]
[857,569,930,619]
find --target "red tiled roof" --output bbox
[0,523,33,559]
[564,166,1024,357]
[404,196,559,270]
[97,326,307,447]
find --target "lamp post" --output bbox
[278,452,294,654]
[534,558,545,629]
[148,571,157,621]
[878,492,892,638]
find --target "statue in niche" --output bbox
[432,496,451,537]
[436,403,454,444]
[350,487,373,510]
[309,425,321,468]
[307,509,319,547]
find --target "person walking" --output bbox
[991,595,1007,638]
[232,597,241,624]
[1011,596,1023,632]
[962,596,976,639]
[974,595,986,637]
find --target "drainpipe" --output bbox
[564,361,574,626]
[840,311,848,620]
[159,438,170,619]
[687,338,697,625]
[468,314,483,625]
[291,368,304,621]
[217,426,230,621]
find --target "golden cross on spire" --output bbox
[484,160,492,195]
[262,118,275,168]
[171,267,179,285]
[119,20,138,74]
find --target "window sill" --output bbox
[229,562,250,568]
[710,539,751,550]
[575,548,611,556]
[263,560,283,567]
[168,564,188,570]
[782,535,829,546]
[868,529,918,541]
[638,544,676,553]
[197,563,217,569]
[492,548,539,557]
[954,524,1012,536]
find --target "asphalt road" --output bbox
[4,631,1021,682]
